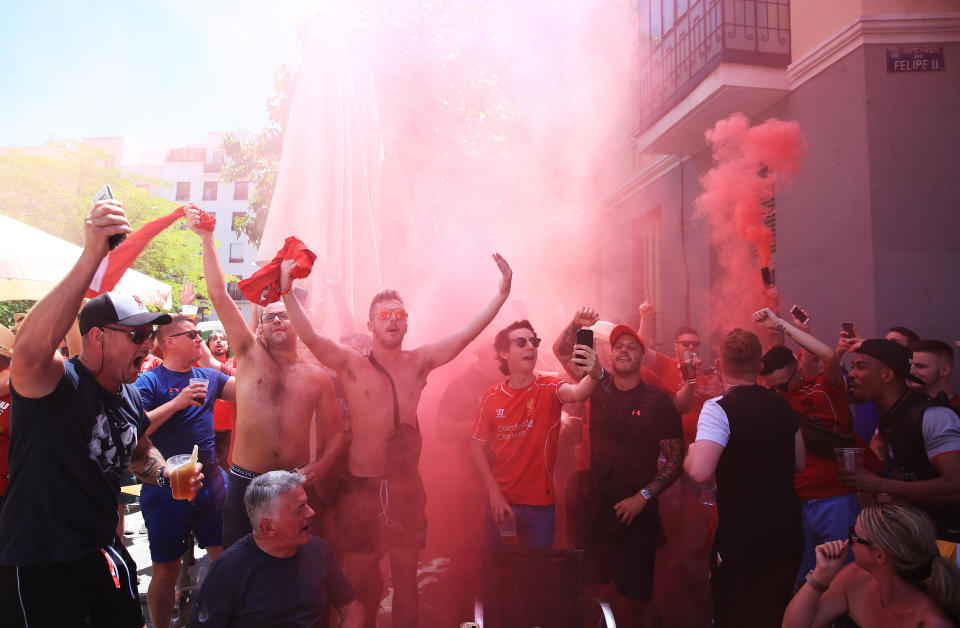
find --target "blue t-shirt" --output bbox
[188,534,356,627]
[136,365,229,475]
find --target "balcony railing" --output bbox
[635,0,791,135]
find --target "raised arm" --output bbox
[553,307,600,380]
[557,345,602,403]
[279,260,357,372]
[637,299,656,353]
[186,208,256,355]
[418,254,512,371]
[12,201,132,398]
[754,308,843,387]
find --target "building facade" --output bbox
[597,1,959,375]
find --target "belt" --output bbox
[229,463,303,480]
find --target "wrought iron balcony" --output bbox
[636,0,791,136]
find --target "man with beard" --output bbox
[135,316,236,628]
[841,339,960,546]
[559,323,682,628]
[909,340,959,409]
[0,199,202,627]
[280,254,513,628]
[186,208,345,551]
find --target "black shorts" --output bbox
[331,473,427,554]
[578,493,659,600]
[0,537,143,628]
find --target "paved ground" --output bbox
[125,480,717,628]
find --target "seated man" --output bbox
[188,470,362,627]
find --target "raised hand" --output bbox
[752,307,781,330]
[84,200,131,258]
[280,259,297,293]
[573,307,600,329]
[493,253,512,295]
[180,281,196,306]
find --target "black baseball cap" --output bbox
[78,293,172,335]
[855,338,924,385]
[760,345,797,375]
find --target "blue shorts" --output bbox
[140,466,227,563]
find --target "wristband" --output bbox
[806,570,828,593]
[280,288,291,295]
[639,488,652,501]
[156,466,170,488]
[591,367,604,381]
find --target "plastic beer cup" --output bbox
[167,454,198,500]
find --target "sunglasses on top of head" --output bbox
[513,336,542,349]
[374,308,408,321]
[102,326,156,345]
[261,311,289,323]
[169,329,202,340]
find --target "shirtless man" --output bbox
[186,208,345,549]
[279,254,512,628]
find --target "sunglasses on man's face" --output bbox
[677,340,701,348]
[261,311,289,323]
[169,329,201,340]
[848,526,874,548]
[207,334,227,342]
[102,326,155,345]
[513,336,542,349]
[374,308,408,321]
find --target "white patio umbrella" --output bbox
[0,213,172,308]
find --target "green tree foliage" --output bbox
[220,63,299,249]
[0,142,207,311]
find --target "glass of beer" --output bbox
[680,351,698,382]
[166,454,199,500]
[189,378,209,404]
[497,513,518,545]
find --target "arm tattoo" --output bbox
[129,440,165,485]
[645,437,685,498]
[555,321,579,359]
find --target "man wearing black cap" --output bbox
[0,199,202,628]
[842,338,960,544]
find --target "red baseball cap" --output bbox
[608,324,645,352]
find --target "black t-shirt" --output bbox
[0,356,149,565]
[188,534,356,628]
[587,371,683,500]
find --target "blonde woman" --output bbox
[783,503,960,627]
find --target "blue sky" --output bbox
[0,1,314,152]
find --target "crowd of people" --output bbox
[0,198,958,628]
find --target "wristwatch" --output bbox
[156,466,170,488]
[639,488,652,501]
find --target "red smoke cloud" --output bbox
[695,112,807,336]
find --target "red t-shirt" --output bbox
[473,374,567,505]
[784,374,873,500]
[205,355,236,431]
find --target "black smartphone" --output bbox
[842,322,855,337]
[576,328,594,350]
[760,266,773,287]
[790,305,809,325]
[93,184,126,250]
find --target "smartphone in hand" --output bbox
[93,184,126,250]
